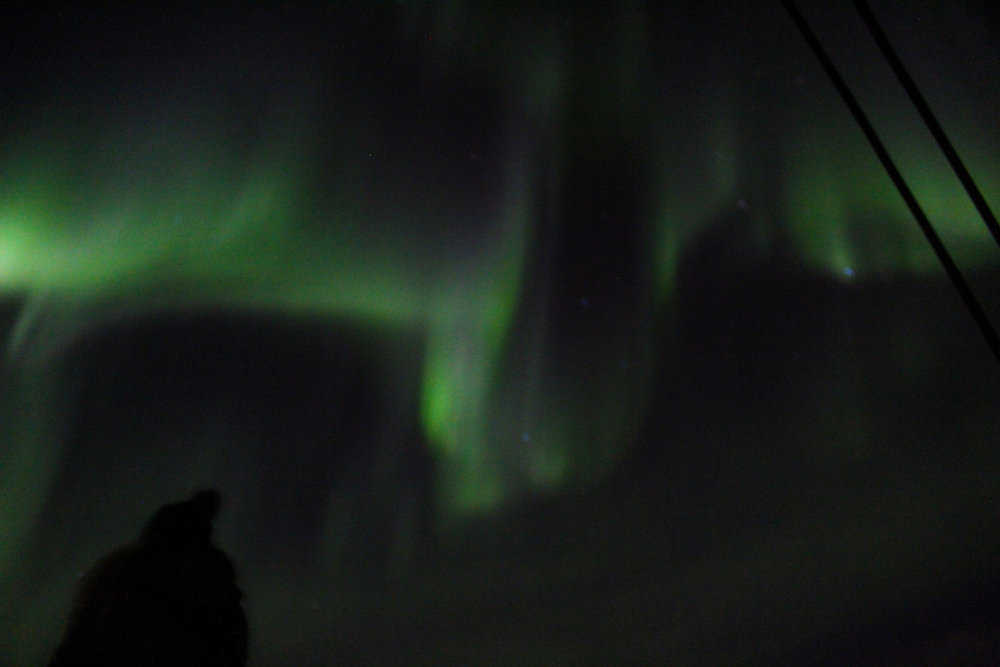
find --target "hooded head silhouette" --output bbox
[49,489,247,667]
[141,489,221,546]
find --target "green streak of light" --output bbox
[420,160,532,517]
[0,102,530,564]
[651,89,739,305]
[0,148,438,334]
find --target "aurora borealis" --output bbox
[2,2,1000,663]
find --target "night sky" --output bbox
[2,2,1000,664]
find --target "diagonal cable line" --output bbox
[780,0,1000,365]
[852,0,1000,250]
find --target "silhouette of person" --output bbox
[49,489,248,666]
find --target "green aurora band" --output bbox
[1,8,999,644]
[3,90,997,511]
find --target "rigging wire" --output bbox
[852,0,1000,250]
[779,0,1000,365]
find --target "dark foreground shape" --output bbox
[49,489,247,667]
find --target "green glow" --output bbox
[4,8,1000,667]
[5,97,999,531]
[652,96,1000,297]
[651,85,739,304]
[0,104,536,537]
[421,160,532,516]
[0,130,445,330]
[3,17,999,539]
[785,110,1000,280]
